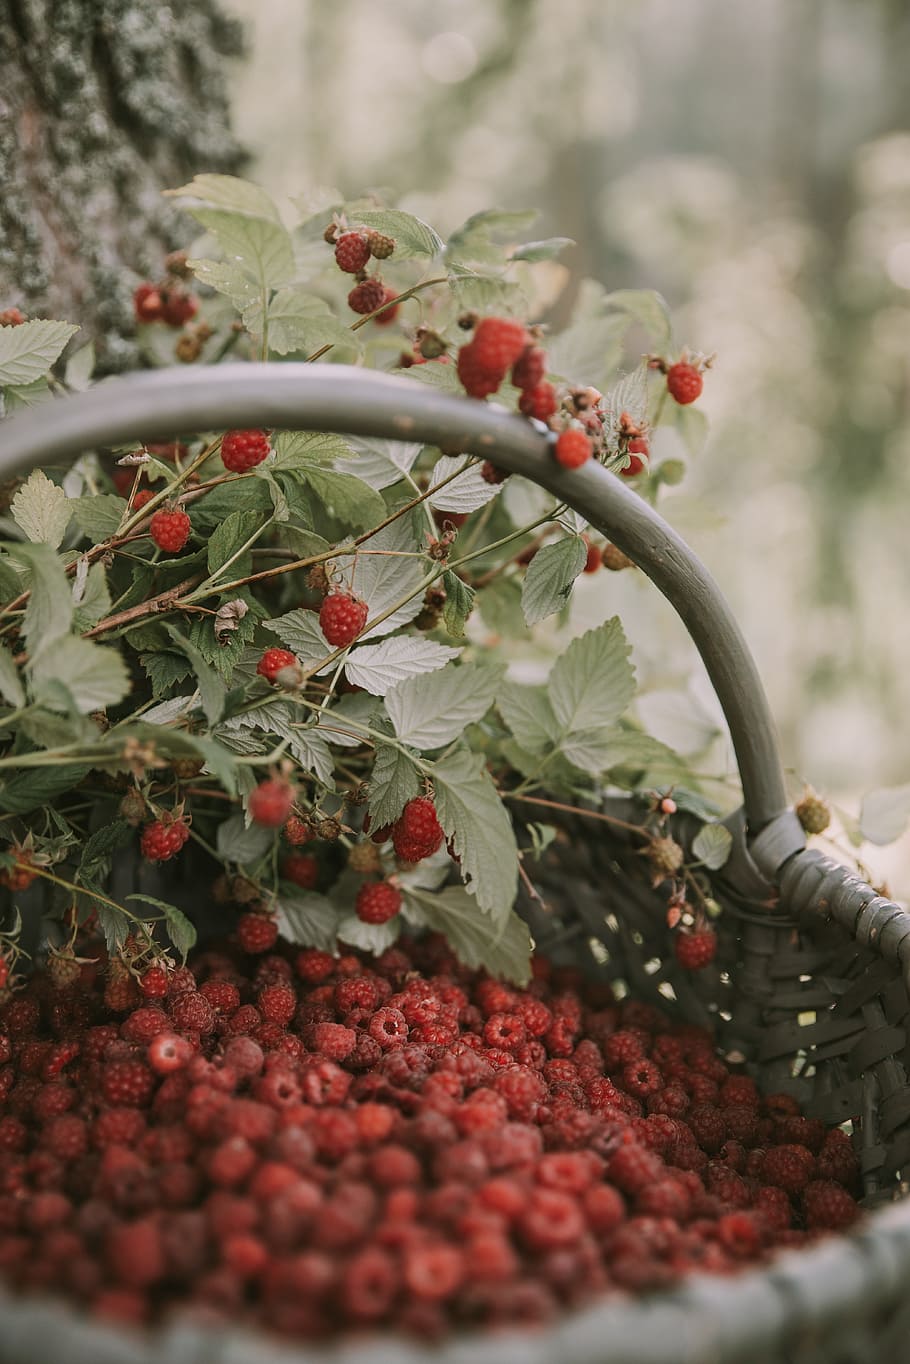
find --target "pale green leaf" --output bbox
[337,914,400,953]
[386,662,502,750]
[7,542,73,657]
[315,692,378,748]
[275,889,338,952]
[691,822,734,870]
[64,342,95,391]
[0,646,24,707]
[441,570,475,637]
[0,320,79,386]
[510,237,575,262]
[2,379,52,412]
[272,430,355,470]
[345,637,460,696]
[344,435,422,491]
[355,208,444,259]
[403,884,531,985]
[431,746,519,917]
[605,289,673,346]
[562,726,684,780]
[11,470,71,547]
[265,287,360,357]
[478,576,524,637]
[498,683,559,754]
[335,516,425,640]
[190,208,295,300]
[300,467,386,533]
[69,494,125,543]
[545,279,626,387]
[549,618,636,736]
[30,636,130,714]
[603,363,650,456]
[216,813,274,865]
[368,738,422,827]
[860,784,910,846]
[187,257,260,313]
[263,608,331,669]
[207,510,262,576]
[165,174,283,222]
[163,625,226,725]
[429,456,501,514]
[671,404,710,456]
[447,208,539,265]
[521,536,587,626]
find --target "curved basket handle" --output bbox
[0,362,791,848]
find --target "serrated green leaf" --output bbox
[272,431,354,470]
[6,542,73,658]
[368,738,422,827]
[860,784,910,846]
[216,812,275,866]
[69,493,126,544]
[0,646,24,707]
[263,609,331,669]
[139,650,193,695]
[498,683,559,754]
[316,692,378,748]
[477,576,524,637]
[30,636,130,714]
[189,209,295,315]
[345,637,460,696]
[393,359,461,394]
[163,625,226,725]
[447,269,525,315]
[96,901,129,954]
[300,467,386,534]
[189,480,273,532]
[165,174,283,222]
[431,746,518,917]
[336,913,400,953]
[605,289,672,347]
[265,288,360,357]
[187,257,260,313]
[563,726,684,780]
[2,378,52,412]
[545,279,626,388]
[510,237,575,263]
[386,662,502,750]
[79,821,132,880]
[354,208,444,260]
[603,363,650,456]
[429,456,500,514]
[441,570,475,637]
[343,435,421,491]
[17,707,92,748]
[690,822,733,870]
[521,536,587,627]
[403,885,531,985]
[0,319,79,386]
[275,889,338,952]
[207,510,262,576]
[549,618,636,736]
[447,208,539,265]
[72,562,112,633]
[0,763,91,814]
[10,470,71,548]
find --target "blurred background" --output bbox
[223,0,910,880]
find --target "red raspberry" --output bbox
[480,460,508,485]
[554,429,592,469]
[148,507,191,553]
[283,815,311,845]
[121,1006,171,1043]
[471,317,529,373]
[403,1241,465,1300]
[295,948,335,983]
[622,1058,662,1098]
[456,341,504,398]
[391,796,444,862]
[101,1060,155,1108]
[719,1075,759,1107]
[817,1129,859,1187]
[220,429,271,473]
[138,967,169,999]
[356,881,402,925]
[199,981,240,1014]
[511,344,547,391]
[666,361,703,405]
[132,488,154,511]
[147,1033,193,1074]
[802,1179,859,1231]
[257,984,296,1027]
[518,1188,584,1250]
[237,913,279,955]
[249,778,295,827]
[169,991,215,1035]
[518,382,558,421]
[133,283,163,322]
[603,1030,646,1069]
[160,289,198,327]
[256,648,299,684]
[0,307,26,327]
[319,591,369,647]
[282,853,319,889]
[0,848,36,892]
[607,1144,663,1194]
[582,535,601,573]
[753,1185,791,1231]
[368,1007,408,1050]
[483,1014,526,1053]
[334,231,372,274]
[140,816,190,863]
[341,1246,398,1320]
[674,930,717,970]
[622,435,649,477]
[716,1211,763,1257]
[372,287,400,326]
[348,278,388,315]
[761,1144,816,1194]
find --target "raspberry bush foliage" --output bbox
[0,175,722,992]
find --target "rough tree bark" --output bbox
[0,0,245,370]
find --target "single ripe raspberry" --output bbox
[148,507,191,554]
[0,847,36,891]
[367,231,396,260]
[518,382,559,421]
[796,792,831,835]
[373,287,400,326]
[0,307,26,327]
[256,648,298,684]
[761,1144,816,1194]
[802,1179,860,1231]
[356,881,402,925]
[334,231,372,274]
[666,361,703,405]
[138,967,169,999]
[348,278,388,315]
[471,317,529,373]
[283,815,311,846]
[237,913,279,955]
[132,488,154,511]
[257,984,296,1026]
[282,853,319,889]
[249,778,295,828]
[220,429,271,473]
[319,591,369,647]
[456,341,504,399]
[511,345,547,391]
[391,797,444,863]
[147,1032,194,1074]
[674,930,717,971]
[622,435,649,477]
[140,816,190,863]
[580,536,601,574]
[554,429,592,470]
[133,283,163,322]
[101,1059,155,1107]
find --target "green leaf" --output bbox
[189,480,272,532]
[447,268,525,315]
[0,763,91,814]
[275,889,338,953]
[447,208,539,265]
[0,646,24,707]
[125,894,197,960]
[216,813,275,866]
[272,431,354,470]
[187,257,260,314]
[671,404,709,457]
[219,702,335,784]
[0,319,79,386]
[207,510,262,576]
[163,625,226,725]
[691,822,734,870]
[860,784,910,846]
[190,209,295,312]
[10,470,71,548]
[68,494,125,544]
[563,726,683,780]
[263,609,331,669]
[441,571,475,637]
[64,342,95,391]
[140,651,193,695]
[165,174,284,222]
[545,280,626,388]
[386,662,502,749]
[478,576,524,637]
[498,683,559,754]
[287,727,334,787]
[345,637,460,696]
[368,738,422,827]
[300,467,386,534]
[2,379,52,412]
[6,542,73,658]
[431,746,519,917]
[316,692,378,748]
[96,901,129,954]
[17,707,92,748]
[72,562,112,633]
[265,288,360,357]
[429,456,501,514]
[549,618,636,736]
[354,208,444,260]
[521,536,587,627]
[343,435,422,491]
[510,237,575,263]
[337,914,401,954]
[605,289,673,347]
[403,885,531,985]
[79,821,132,881]
[30,636,130,714]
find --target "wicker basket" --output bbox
[2,364,910,1364]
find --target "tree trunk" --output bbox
[0,0,246,371]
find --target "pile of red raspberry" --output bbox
[0,934,860,1342]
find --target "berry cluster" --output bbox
[324,221,399,325]
[133,282,199,329]
[0,930,861,1341]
